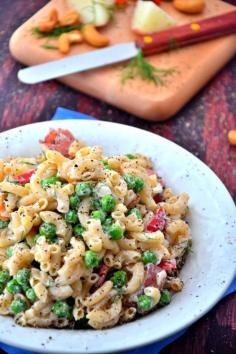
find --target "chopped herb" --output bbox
[122,49,175,86]
[32,25,82,38]
[41,43,58,50]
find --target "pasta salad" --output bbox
[0,129,191,329]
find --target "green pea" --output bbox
[10,299,27,314]
[26,288,37,303]
[33,234,42,245]
[134,178,144,192]
[16,268,30,286]
[126,154,136,160]
[100,195,116,213]
[21,283,30,293]
[92,198,101,210]
[102,217,113,233]
[111,271,127,288]
[6,247,14,259]
[73,224,85,237]
[141,251,158,265]
[91,210,106,223]
[107,224,124,240]
[40,176,60,189]
[0,270,10,284]
[52,301,72,319]
[39,222,56,238]
[128,208,142,219]
[159,289,171,306]
[75,182,93,197]
[6,279,22,294]
[65,210,79,224]
[69,194,80,210]
[84,250,101,269]
[0,220,9,229]
[124,175,144,193]
[137,295,153,312]
[101,160,112,170]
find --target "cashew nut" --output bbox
[59,10,80,26]
[50,8,59,23]
[173,0,205,14]
[38,8,59,33]
[82,24,109,48]
[228,130,236,146]
[68,30,83,44]
[58,30,83,54]
[58,33,70,54]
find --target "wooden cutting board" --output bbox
[9,0,236,121]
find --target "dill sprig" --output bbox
[32,25,82,38]
[41,43,58,50]
[122,49,175,86]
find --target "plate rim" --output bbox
[0,119,235,354]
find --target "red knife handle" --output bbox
[136,11,236,56]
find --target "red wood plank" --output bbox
[203,70,236,196]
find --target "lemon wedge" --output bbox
[132,1,176,34]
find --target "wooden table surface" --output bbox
[0,1,235,353]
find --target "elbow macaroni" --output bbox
[0,129,191,329]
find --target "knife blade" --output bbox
[18,10,236,85]
[18,42,138,84]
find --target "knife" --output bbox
[18,10,236,84]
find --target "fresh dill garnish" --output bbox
[32,25,82,38]
[122,49,175,86]
[41,43,58,50]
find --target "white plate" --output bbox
[0,120,235,354]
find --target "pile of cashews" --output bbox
[38,0,205,55]
[38,8,109,54]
